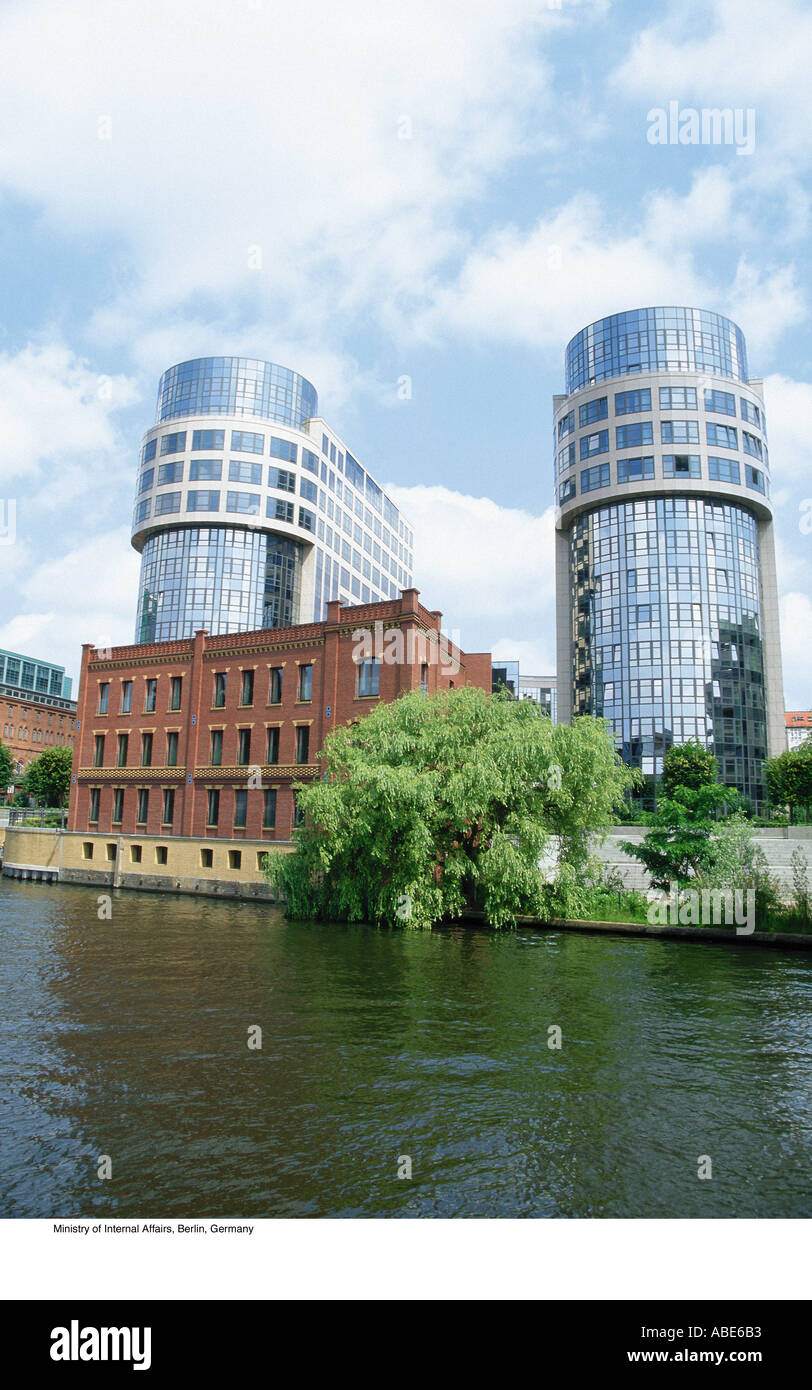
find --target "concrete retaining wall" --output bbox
[2,827,291,901]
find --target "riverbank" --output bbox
[457,911,812,950]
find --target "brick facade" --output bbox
[68,590,491,841]
[1,689,78,788]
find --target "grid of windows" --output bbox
[566,309,748,392]
[707,422,738,449]
[569,496,767,805]
[229,459,262,485]
[661,420,699,444]
[581,463,610,492]
[659,387,697,410]
[135,361,414,636]
[187,490,220,512]
[615,389,651,415]
[617,456,654,483]
[156,359,318,426]
[705,389,736,416]
[270,437,297,463]
[708,456,741,484]
[579,397,607,426]
[662,454,701,478]
[580,430,609,460]
[134,527,303,642]
[616,422,653,449]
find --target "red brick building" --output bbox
[2,690,78,787]
[68,590,491,842]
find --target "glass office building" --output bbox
[554,308,785,810]
[0,648,72,701]
[132,357,414,643]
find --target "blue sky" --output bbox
[0,0,811,703]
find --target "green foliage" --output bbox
[23,746,73,807]
[620,781,740,890]
[264,687,635,929]
[661,738,718,797]
[0,737,13,789]
[703,813,781,917]
[765,745,812,821]
[544,856,649,923]
[791,846,810,923]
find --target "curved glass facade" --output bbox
[565,308,747,393]
[570,497,767,805]
[136,527,303,643]
[156,358,318,426]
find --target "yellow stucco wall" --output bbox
[2,826,293,899]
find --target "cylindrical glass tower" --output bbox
[131,357,414,643]
[554,308,785,811]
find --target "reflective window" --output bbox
[157,360,317,427]
[154,491,181,514]
[270,437,297,463]
[579,397,608,426]
[581,463,610,492]
[141,438,157,465]
[745,466,766,493]
[157,460,183,485]
[191,429,224,451]
[616,422,653,448]
[706,423,738,449]
[614,389,651,415]
[742,432,763,459]
[357,659,380,697]
[302,448,319,475]
[580,430,609,460]
[300,478,318,503]
[226,491,260,515]
[268,466,295,492]
[708,456,740,484]
[229,459,262,485]
[566,309,748,392]
[160,432,186,455]
[704,388,736,416]
[298,506,316,532]
[617,456,654,483]
[559,478,576,503]
[231,430,264,454]
[138,468,154,493]
[134,499,151,524]
[740,399,762,427]
[187,490,220,512]
[268,498,294,523]
[662,454,701,477]
[660,420,699,444]
[189,459,221,481]
[659,387,697,410]
[558,411,575,439]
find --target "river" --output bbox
[1,878,809,1218]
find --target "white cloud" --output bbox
[611,0,812,163]
[0,0,579,360]
[0,529,140,684]
[779,592,812,709]
[0,344,138,485]
[386,483,556,665]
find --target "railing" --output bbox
[5,808,68,828]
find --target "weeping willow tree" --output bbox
[264,686,634,928]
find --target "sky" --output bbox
[0,0,811,703]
